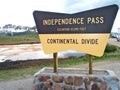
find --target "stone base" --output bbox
[33,67,119,90]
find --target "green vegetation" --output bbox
[0,32,40,45]
[105,44,117,53]
[0,66,45,80]
[0,44,120,80]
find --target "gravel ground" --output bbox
[0,60,120,90]
[108,38,120,47]
[0,75,34,90]
[72,60,120,80]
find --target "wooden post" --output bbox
[53,52,58,73]
[88,54,93,74]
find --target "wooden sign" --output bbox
[33,5,118,57]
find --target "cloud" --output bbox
[64,0,120,13]
[63,0,120,32]
[0,0,65,26]
[0,0,119,29]
[112,11,120,32]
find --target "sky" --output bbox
[0,0,120,32]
